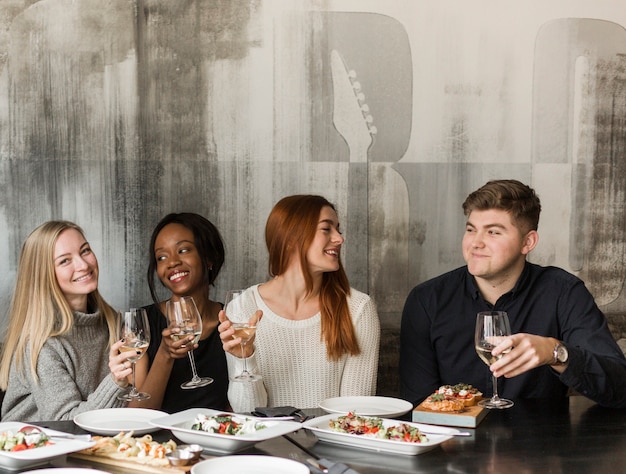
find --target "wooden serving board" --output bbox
[68,452,211,473]
[412,402,488,428]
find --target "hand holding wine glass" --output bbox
[475,311,514,409]
[224,289,261,382]
[166,296,213,389]
[117,308,151,401]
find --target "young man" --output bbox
[400,179,626,408]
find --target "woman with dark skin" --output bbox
[131,213,229,412]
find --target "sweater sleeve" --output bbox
[2,338,126,422]
[224,287,268,412]
[339,292,380,397]
[225,351,268,412]
[31,341,127,420]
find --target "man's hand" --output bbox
[490,334,565,377]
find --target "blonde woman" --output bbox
[219,195,380,412]
[0,221,134,421]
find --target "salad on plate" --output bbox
[191,414,268,436]
[0,428,53,452]
[329,412,428,443]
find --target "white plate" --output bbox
[150,408,301,454]
[319,396,413,418]
[191,455,309,474]
[303,414,457,456]
[73,408,167,435]
[0,422,95,471]
[23,469,110,474]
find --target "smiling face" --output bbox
[154,223,206,299]
[54,228,99,312]
[305,205,344,275]
[462,209,537,293]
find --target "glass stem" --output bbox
[241,343,249,374]
[491,375,500,401]
[188,351,200,381]
[130,363,138,395]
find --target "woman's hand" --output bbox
[158,326,197,360]
[218,309,261,358]
[217,309,240,356]
[109,339,136,387]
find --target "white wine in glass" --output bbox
[475,310,514,409]
[117,308,151,401]
[224,289,261,382]
[166,296,213,389]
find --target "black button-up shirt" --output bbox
[400,262,626,408]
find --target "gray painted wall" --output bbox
[1,1,625,394]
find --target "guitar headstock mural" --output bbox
[330,49,377,163]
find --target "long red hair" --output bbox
[265,195,360,360]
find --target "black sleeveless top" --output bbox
[144,303,229,413]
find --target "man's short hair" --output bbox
[462,179,541,233]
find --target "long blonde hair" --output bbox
[0,221,118,388]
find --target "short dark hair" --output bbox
[462,179,541,233]
[147,213,225,304]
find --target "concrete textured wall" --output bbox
[1,0,625,397]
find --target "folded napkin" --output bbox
[253,405,300,417]
[252,406,309,421]
[307,458,361,474]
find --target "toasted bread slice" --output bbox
[421,395,465,412]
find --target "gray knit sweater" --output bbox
[1,310,127,422]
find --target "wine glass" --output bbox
[224,289,261,382]
[117,308,151,401]
[166,296,213,389]
[475,311,514,409]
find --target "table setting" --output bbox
[0,394,440,473]
[1,394,624,473]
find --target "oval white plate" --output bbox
[191,455,309,474]
[303,414,457,456]
[319,396,413,418]
[73,408,168,435]
[149,408,301,454]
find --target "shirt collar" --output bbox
[464,261,531,303]
[465,268,481,300]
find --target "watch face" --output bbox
[557,345,568,362]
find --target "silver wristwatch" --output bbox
[552,341,569,366]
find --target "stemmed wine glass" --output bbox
[117,308,151,401]
[224,289,261,382]
[166,296,213,389]
[475,311,514,409]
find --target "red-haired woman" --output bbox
[218,195,380,412]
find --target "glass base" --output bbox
[479,397,514,409]
[117,390,151,401]
[181,377,214,390]
[231,372,261,382]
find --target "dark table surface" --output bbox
[3,395,625,473]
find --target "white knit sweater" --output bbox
[226,285,380,412]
